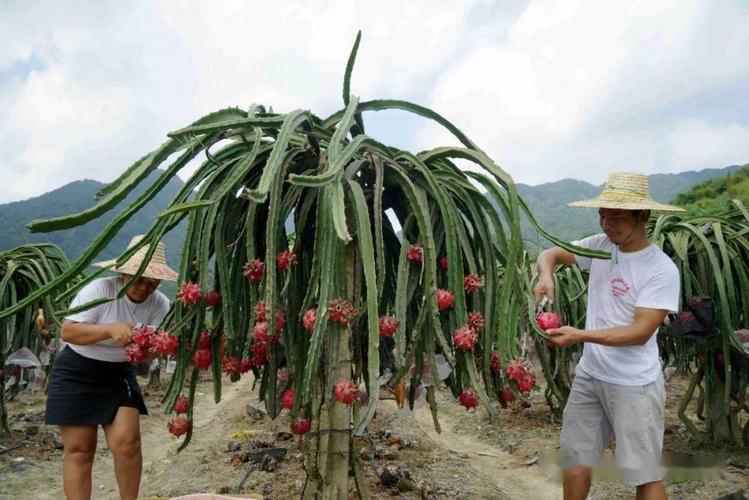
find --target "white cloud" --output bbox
[415,0,749,185]
[663,120,749,173]
[0,0,748,204]
[0,0,484,202]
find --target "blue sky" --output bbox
[1,0,748,204]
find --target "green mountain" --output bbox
[0,170,187,296]
[518,164,748,251]
[1,163,745,279]
[672,165,749,215]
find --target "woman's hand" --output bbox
[109,322,135,346]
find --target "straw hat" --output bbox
[94,235,179,281]
[568,172,684,212]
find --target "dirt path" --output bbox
[407,403,562,499]
[3,373,748,499]
[137,378,258,499]
[1,377,253,500]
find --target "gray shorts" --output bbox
[559,370,666,486]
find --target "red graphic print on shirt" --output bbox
[610,277,630,297]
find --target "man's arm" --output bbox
[547,307,668,348]
[61,319,134,347]
[534,247,577,305]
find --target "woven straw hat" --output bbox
[94,235,179,281]
[568,172,684,212]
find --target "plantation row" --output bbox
[1,35,747,498]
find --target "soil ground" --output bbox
[1,372,747,499]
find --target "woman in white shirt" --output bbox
[46,236,177,500]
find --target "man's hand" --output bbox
[547,326,586,348]
[534,273,555,306]
[109,322,135,346]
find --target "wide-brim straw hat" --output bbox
[568,172,685,212]
[94,235,179,281]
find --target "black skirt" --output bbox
[46,345,148,426]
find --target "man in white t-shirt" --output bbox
[47,235,178,500]
[534,172,684,500]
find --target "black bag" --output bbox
[664,296,718,344]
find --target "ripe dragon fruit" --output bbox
[131,325,155,348]
[176,281,202,305]
[255,301,267,322]
[439,256,448,272]
[467,311,485,332]
[292,417,311,435]
[252,341,268,366]
[252,322,270,343]
[198,330,212,349]
[302,308,317,333]
[282,388,295,410]
[276,250,298,271]
[253,320,279,343]
[458,389,479,410]
[125,343,149,363]
[407,243,423,263]
[333,380,359,405]
[239,358,252,373]
[516,373,535,393]
[500,387,515,403]
[490,351,501,373]
[536,312,562,331]
[192,348,212,369]
[506,359,528,383]
[242,259,265,284]
[275,310,286,331]
[452,326,477,351]
[151,331,179,356]
[222,356,241,375]
[172,395,189,415]
[167,417,189,437]
[436,289,455,311]
[378,316,398,338]
[328,298,355,327]
[204,290,221,308]
[463,274,483,293]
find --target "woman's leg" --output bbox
[59,425,98,500]
[103,406,142,500]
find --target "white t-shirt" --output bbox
[572,234,680,385]
[63,277,171,362]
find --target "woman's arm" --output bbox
[61,319,134,346]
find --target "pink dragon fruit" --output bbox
[407,243,423,263]
[333,380,358,405]
[242,259,265,284]
[176,281,202,305]
[151,331,179,356]
[436,289,455,311]
[302,308,317,333]
[463,274,483,293]
[276,250,298,271]
[378,316,398,338]
[458,389,479,410]
[452,326,477,351]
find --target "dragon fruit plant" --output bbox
[4,33,614,494]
